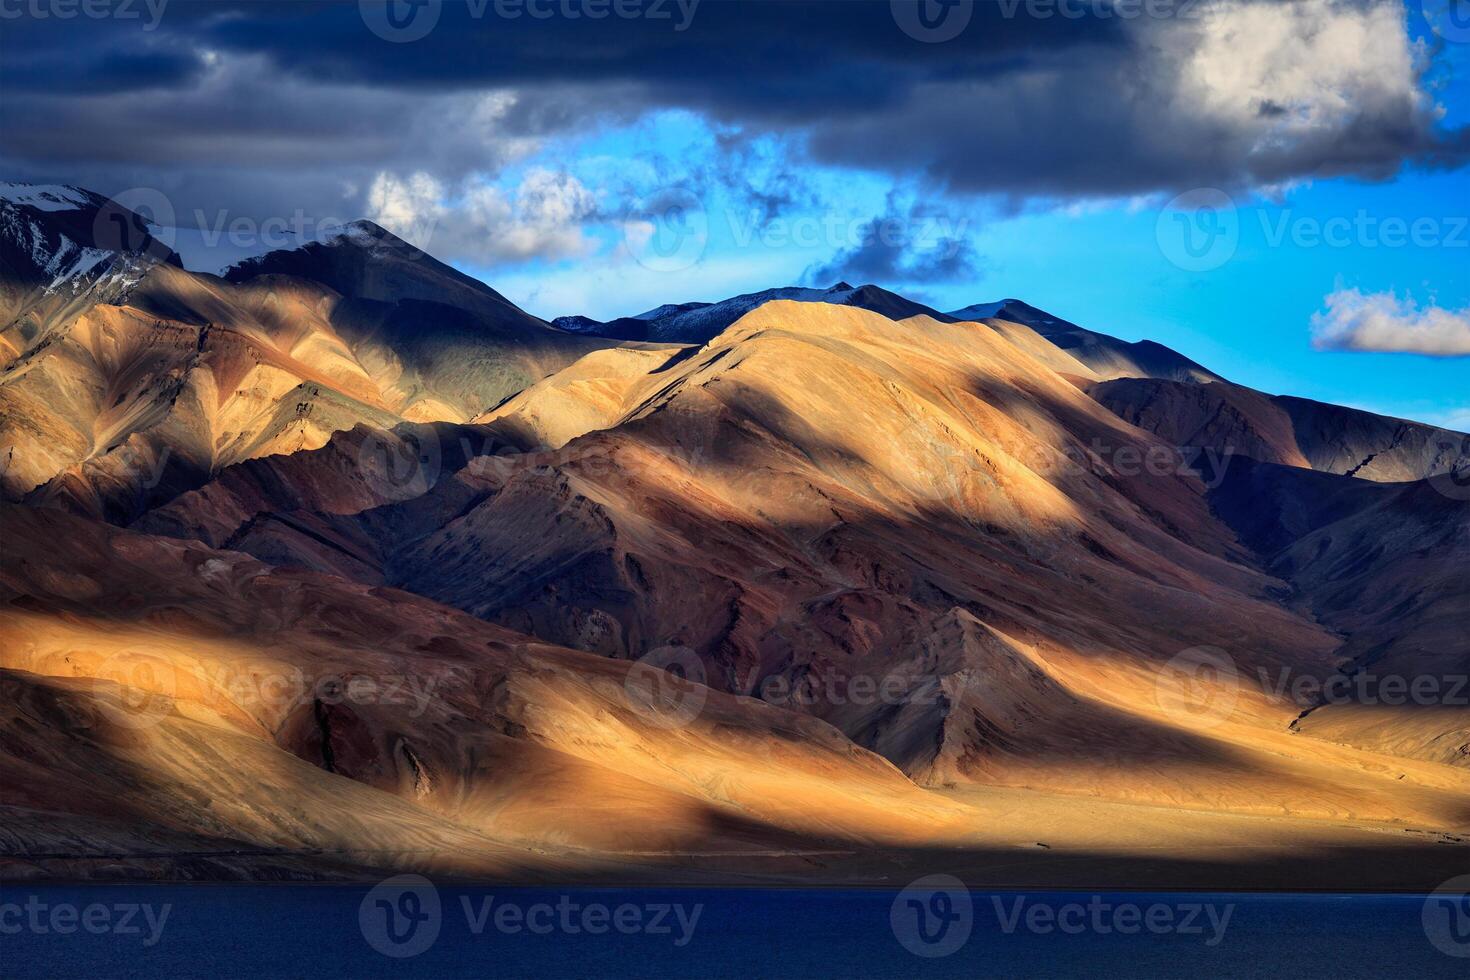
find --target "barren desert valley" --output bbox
[0,180,1467,893]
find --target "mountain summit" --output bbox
[223,219,530,320]
[554,281,949,343]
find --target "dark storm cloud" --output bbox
[1,0,1119,203]
[192,1,1117,105]
[0,47,202,95]
[3,0,1464,263]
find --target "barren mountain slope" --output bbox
[0,182,178,335]
[6,188,1465,881]
[4,510,1462,886]
[0,186,637,520]
[0,503,980,880]
[3,257,406,519]
[134,301,1470,825]
[224,221,639,421]
[1091,375,1470,483]
[1208,459,1470,766]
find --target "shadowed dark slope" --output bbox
[1092,376,1470,483]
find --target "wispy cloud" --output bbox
[1427,407,1470,433]
[802,196,979,289]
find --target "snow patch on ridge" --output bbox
[0,182,94,213]
[44,240,115,293]
[220,219,406,280]
[948,301,1011,321]
[631,284,862,341]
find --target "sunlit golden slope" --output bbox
[141,301,1470,829]
[1,503,983,880]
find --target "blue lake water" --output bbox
[2,884,1466,978]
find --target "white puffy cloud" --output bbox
[365,171,444,246]
[815,0,1449,196]
[365,169,598,266]
[1311,288,1470,356]
[1179,0,1426,143]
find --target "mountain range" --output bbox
[1,183,1466,887]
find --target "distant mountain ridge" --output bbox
[1090,376,1470,483]
[554,282,949,342]
[558,288,1224,386]
[3,180,1463,523]
[222,219,539,325]
[949,298,1224,384]
[0,181,180,332]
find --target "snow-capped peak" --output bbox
[947,300,1014,322]
[0,181,161,299]
[0,182,96,214]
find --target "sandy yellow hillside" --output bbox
[144,301,1470,835]
[0,504,984,874]
[1,501,1463,887]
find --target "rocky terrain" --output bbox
[0,187,640,520]
[1,183,1466,886]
